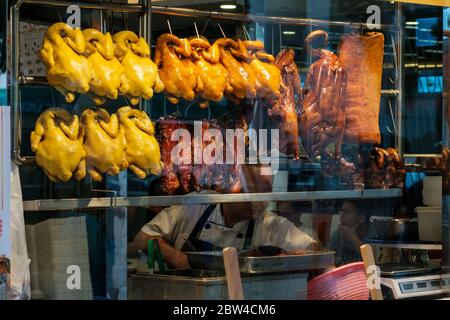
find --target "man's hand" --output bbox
[338,224,363,249]
[339,225,358,241]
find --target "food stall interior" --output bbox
[5,0,449,299]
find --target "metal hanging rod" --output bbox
[151,5,398,31]
[18,0,146,13]
[22,188,402,212]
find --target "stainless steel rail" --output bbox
[151,5,398,31]
[22,188,402,212]
[19,0,145,12]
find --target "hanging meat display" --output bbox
[242,40,282,101]
[300,30,346,161]
[157,114,247,195]
[154,33,203,104]
[31,108,86,182]
[268,48,301,159]
[189,37,232,108]
[117,106,163,179]
[215,38,258,104]
[79,108,128,182]
[82,29,124,106]
[39,23,92,103]
[338,32,385,145]
[113,31,164,105]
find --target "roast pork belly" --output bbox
[338,32,385,145]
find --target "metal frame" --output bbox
[151,5,398,31]
[10,0,148,165]
[9,1,404,212]
[22,188,403,212]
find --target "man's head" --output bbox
[338,201,366,228]
[223,164,273,224]
[276,201,304,226]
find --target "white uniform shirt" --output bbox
[141,193,317,251]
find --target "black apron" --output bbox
[181,204,255,252]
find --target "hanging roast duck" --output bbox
[154,33,203,104]
[299,30,347,161]
[189,37,232,108]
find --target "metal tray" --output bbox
[187,250,335,274]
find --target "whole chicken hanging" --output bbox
[268,48,301,159]
[39,22,92,103]
[79,108,128,182]
[242,40,281,101]
[300,30,347,161]
[154,33,203,104]
[31,108,86,182]
[113,31,164,105]
[189,37,232,108]
[215,38,257,104]
[117,106,163,179]
[82,29,124,106]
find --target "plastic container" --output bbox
[422,176,442,206]
[415,206,442,242]
[307,262,369,300]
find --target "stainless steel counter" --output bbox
[128,269,308,300]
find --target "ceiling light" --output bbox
[220,4,237,10]
[282,31,296,35]
[405,21,419,25]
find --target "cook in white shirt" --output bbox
[130,165,318,269]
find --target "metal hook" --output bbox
[217,22,226,38]
[89,177,117,207]
[194,22,200,39]
[57,8,63,22]
[243,24,251,41]
[391,35,399,82]
[279,22,282,50]
[386,98,397,134]
[121,11,128,30]
[167,19,173,34]
[200,13,211,36]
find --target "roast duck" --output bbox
[157,114,247,195]
[79,108,128,182]
[268,48,302,159]
[338,32,385,145]
[113,31,164,105]
[117,106,163,179]
[82,29,124,106]
[39,23,92,103]
[300,30,346,161]
[31,108,86,182]
[360,147,405,189]
[154,33,203,104]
